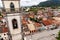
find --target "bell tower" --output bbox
[2,0,20,12]
[6,13,22,40]
[2,0,22,40]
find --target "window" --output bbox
[0,35,1,37]
[1,38,3,40]
[12,19,18,29]
[10,2,15,11]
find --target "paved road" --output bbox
[24,28,60,40]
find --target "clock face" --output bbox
[12,19,18,29]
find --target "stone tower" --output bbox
[2,0,22,40]
[2,0,20,12]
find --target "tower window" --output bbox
[10,2,15,11]
[12,19,18,29]
[1,38,3,40]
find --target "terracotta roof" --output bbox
[2,27,8,33]
[0,16,3,20]
[34,23,41,27]
[42,19,53,26]
[56,14,60,17]
[22,19,27,25]
[0,27,8,33]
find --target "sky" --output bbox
[0,0,47,7]
[20,0,47,6]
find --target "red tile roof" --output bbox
[2,27,8,33]
[34,22,41,27]
[22,19,27,25]
[0,27,8,33]
[42,19,53,26]
[0,17,3,20]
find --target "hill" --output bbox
[38,0,60,7]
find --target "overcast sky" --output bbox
[0,0,47,7]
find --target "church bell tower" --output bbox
[2,0,20,12]
[2,0,22,40]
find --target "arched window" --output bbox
[12,19,18,29]
[1,38,3,40]
[10,2,15,11]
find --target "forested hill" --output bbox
[38,0,60,7]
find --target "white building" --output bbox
[1,0,22,40]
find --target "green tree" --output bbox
[0,12,1,16]
[56,31,60,40]
[30,8,38,15]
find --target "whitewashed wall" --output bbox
[6,13,22,40]
[3,1,20,12]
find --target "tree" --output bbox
[38,0,60,7]
[56,31,60,40]
[30,8,38,15]
[0,12,2,17]
[0,12,1,16]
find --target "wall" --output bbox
[3,1,20,12]
[0,32,9,40]
[6,13,22,40]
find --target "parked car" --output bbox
[49,25,58,30]
[39,26,46,31]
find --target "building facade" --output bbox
[1,0,22,40]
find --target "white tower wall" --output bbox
[6,13,22,40]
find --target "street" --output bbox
[25,28,60,40]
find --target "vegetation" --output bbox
[38,0,60,8]
[0,12,3,18]
[30,8,38,15]
[0,12,2,16]
[30,17,38,22]
[56,31,60,40]
[30,17,42,23]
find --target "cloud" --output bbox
[0,0,3,7]
[20,0,47,6]
[0,0,47,7]
[20,1,39,6]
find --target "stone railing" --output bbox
[5,8,21,13]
